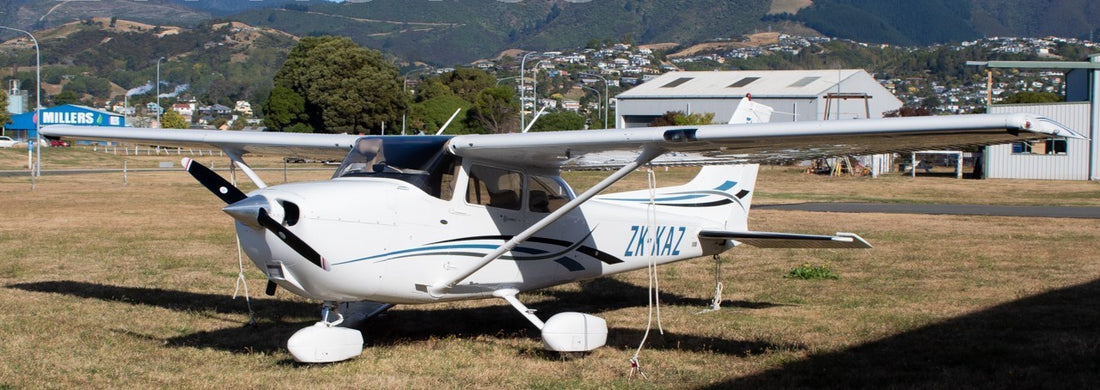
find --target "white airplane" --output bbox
[41,105,1079,363]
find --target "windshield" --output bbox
[333,136,456,197]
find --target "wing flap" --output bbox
[700,230,872,249]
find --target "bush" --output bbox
[784,262,840,280]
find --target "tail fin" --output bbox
[728,97,774,124]
[597,164,759,231]
[685,164,758,231]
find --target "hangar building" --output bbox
[972,55,1100,181]
[615,70,902,128]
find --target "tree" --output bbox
[408,95,472,134]
[266,36,407,134]
[648,111,716,126]
[261,86,308,132]
[52,90,80,106]
[439,68,495,102]
[529,111,585,132]
[466,86,518,134]
[884,107,932,117]
[0,90,9,128]
[160,109,189,129]
[416,68,495,103]
[1002,91,1063,104]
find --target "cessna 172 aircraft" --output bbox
[42,100,1080,363]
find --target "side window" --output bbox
[529,175,570,213]
[466,165,523,210]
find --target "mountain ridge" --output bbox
[2,0,1098,65]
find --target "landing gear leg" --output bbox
[286,301,364,363]
[495,289,607,352]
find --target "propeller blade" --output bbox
[257,208,327,270]
[182,157,247,205]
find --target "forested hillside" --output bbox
[233,0,771,64]
[3,1,1098,65]
[785,0,1100,45]
[0,19,297,107]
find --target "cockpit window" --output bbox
[333,136,456,199]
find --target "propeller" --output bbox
[182,157,327,271]
[182,157,246,204]
[257,208,327,269]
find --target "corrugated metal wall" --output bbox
[987,103,1091,180]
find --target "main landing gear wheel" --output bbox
[497,290,607,353]
[287,302,364,363]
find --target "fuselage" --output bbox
[237,174,732,304]
[233,136,751,304]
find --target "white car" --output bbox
[0,136,18,148]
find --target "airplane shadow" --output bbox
[705,278,1100,389]
[536,277,785,314]
[8,280,317,355]
[7,279,786,358]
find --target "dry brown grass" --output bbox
[0,151,1097,388]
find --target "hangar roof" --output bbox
[617,70,869,99]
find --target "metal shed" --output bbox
[970,55,1100,181]
[615,70,902,128]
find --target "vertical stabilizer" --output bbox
[597,164,759,231]
[728,96,774,124]
[687,164,758,231]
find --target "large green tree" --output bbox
[408,95,472,134]
[261,86,309,132]
[265,36,407,134]
[529,110,585,132]
[415,68,495,102]
[466,86,519,134]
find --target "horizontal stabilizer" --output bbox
[699,230,871,249]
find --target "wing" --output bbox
[449,113,1082,169]
[40,125,361,160]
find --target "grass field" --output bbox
[1,147,1098,388]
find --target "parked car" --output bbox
[49,139,70,147]
[0,136,18,148]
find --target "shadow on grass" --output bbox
[8,280,316,354]
[7,279,787,358]
[707,278,1100,389]
[539,277,785,313]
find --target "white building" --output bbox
[234,100,253,116]
[615,70,902,128]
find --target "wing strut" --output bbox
[223,149,267,189]
[428,147,665,296]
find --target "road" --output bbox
[756,202,1100,219]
